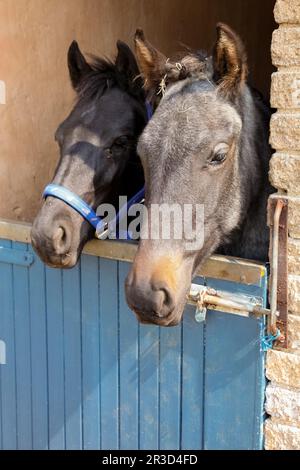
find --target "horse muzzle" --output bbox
[31,198,91,268]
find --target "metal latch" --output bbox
[188,284,269,323]
[186,196,288,351]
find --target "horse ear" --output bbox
[213,23,248,98]
[134,29,167,92]
[67,41,92,90]
[115,40,144,97]
[116,40,139,79]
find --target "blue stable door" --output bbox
[0,239,267,449]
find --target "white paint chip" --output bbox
[0,80,6,104]
[0,340,6,365]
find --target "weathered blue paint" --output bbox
[0,239,267,450]
[80,254,101,450]
[99,258,119,449]
[0,239,17,450]
[0,245,33,267]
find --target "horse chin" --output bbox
[59,251,81,269]
[32,247,81,269]
[133,308,184,327]
[132,294,187,327]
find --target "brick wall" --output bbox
[265,0,300,450]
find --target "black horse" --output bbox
[31,40,146,268]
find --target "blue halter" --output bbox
[145,100,153,121]
[43,101,152,240]
[43,183,145,239]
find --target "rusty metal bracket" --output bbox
[267,196,289,348]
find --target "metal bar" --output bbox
[267,196,289,347]
[188,284,269,318]
[269,199,284,330]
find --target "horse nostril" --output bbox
[56,227,65,241]
[52,224,70,254]
[125,271,176,322]
[151,280,175,316]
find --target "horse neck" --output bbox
[238,86,272,203]
[122,153,144,195]
[111,90,146,203]
[222,86,273,261]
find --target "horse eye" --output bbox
[113,136,129,147]
[210,152,227,165]
[209,143,229,166]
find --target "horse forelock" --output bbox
[76,55,143,105]
[158,51,212,91]
[75,57,118,103]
